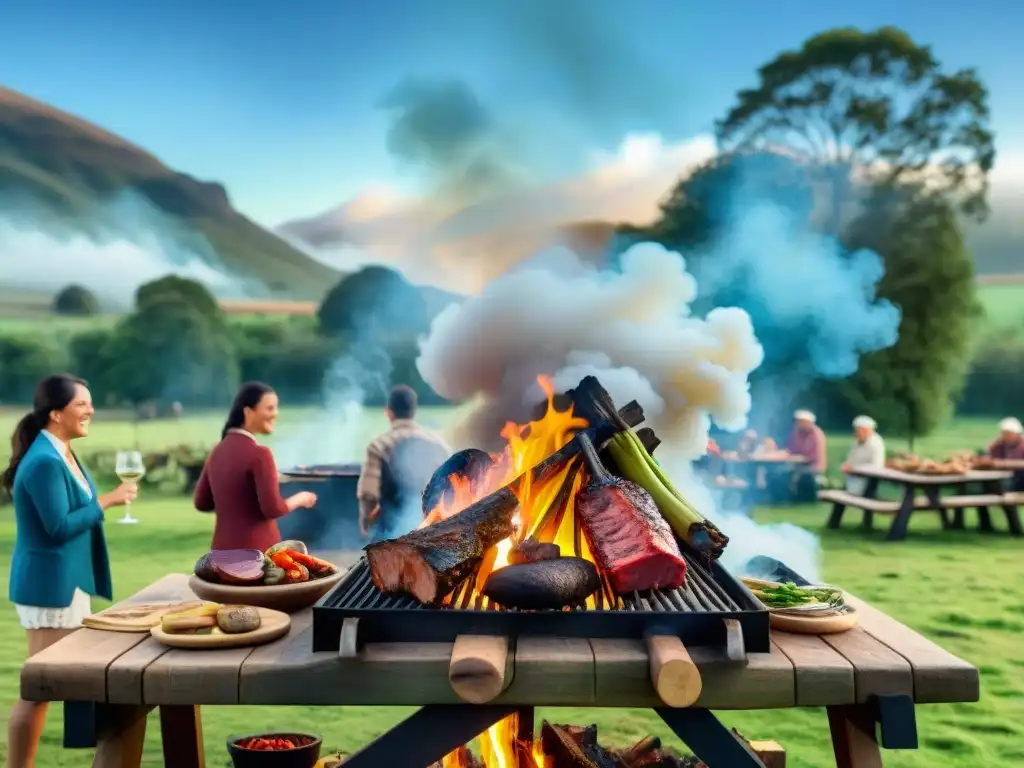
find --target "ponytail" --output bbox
[1,411,46,492]
[221,405,246,440]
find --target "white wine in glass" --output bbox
[114,451,145,525]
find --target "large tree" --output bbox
[825,185,980,439]
[317,265,428,343]
[716,27,995,223]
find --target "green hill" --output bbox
[0,86,340,299]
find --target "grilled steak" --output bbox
[482,557,600,609]
[575,434,687,593]
[365,487,518,604]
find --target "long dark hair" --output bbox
[221,381,275,439]
[2,374,87,492]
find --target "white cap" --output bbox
[999,417,1023,434]
[793,409,816,423]
[853,415,877,429]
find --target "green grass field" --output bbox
[0,409,1020,765]
[977,283,1024,329]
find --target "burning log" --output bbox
[540,722,618,768]
[366,394,645,605]
[427,744,484,768]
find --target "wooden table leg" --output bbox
[827,705,882,768]
[160,705,205,768]
[92,705,151,768]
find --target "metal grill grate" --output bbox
[312,550,769,653]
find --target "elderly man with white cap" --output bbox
[841,416,886,496]
[782,409,828,501]
[986,417,1024,492]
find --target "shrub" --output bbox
[0,334,69,405]
[957,335,1024,417]
[53,284,101,316]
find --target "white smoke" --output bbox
[417,241,764,455]
[0,194,251,308]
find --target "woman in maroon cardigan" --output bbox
[193,382,317,551]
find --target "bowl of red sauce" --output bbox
[227,732,322,767]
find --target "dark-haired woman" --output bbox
[193,381,317,551]
[3,374,138,768]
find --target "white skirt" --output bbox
[14,588,92,630]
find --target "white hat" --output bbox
[853,415,877,429]
[999,417,1024,434]
[793,410,816,423]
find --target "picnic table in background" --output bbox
[21,573,980,768]
[711,451,811,510]
[819,465,1022,541]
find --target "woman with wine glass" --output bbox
[2,374,138,768]
[193,381,317,551]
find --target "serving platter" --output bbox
[150,607,291,649]
[189,569,346,613]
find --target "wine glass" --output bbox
[114,451,146,525]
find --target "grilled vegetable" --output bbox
[195,549,266,585]
[576,433,687,593]
[482,557,600,609]
[266,540,308,557]
[283,549,338,577]
[746,581,844,610]
[606,429,729,558]
[160,602,222,633]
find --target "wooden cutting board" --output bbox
[82,601,212,633]
[150,607,291,649]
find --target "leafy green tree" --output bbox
[0,335,68,404]
[716,27,995,223]
[317,266,428,342]
[822,186,980,438]
[135,275,223,322]
[53,284,100,316]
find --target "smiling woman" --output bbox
[2,373,139,768]
[192,381,318,551]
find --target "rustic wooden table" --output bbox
[23,574,979,768]
[836,465,1022,540]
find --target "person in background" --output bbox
[841,415,886,496]
[3,374,138,768]
[987,417,1024,491]
[358,385,451,542]
[193,382,317,551]
[784,410,828,501]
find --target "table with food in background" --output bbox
[707,447,811,511]
[819,455,1022,540]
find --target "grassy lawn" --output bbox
[0,497,1019,766]
[977,283,1024,330]
[0,410,1019,765]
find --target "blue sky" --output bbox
[2,0,1021,225]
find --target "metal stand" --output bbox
[657,708,765,767]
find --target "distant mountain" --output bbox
[0,86,341,299]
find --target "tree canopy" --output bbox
[716,27,995,221]
[53,284,100,316]
[317,265,428,343]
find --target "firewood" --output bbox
[616,735,661,765]
[539,722,618,768]
[635,427,661,455]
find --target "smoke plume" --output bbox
[417,241,764,455]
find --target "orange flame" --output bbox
[423,377,597,767]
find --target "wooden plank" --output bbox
[845,594,979,704]
[926,494,1004,509]
[159,705,205,768]
[22,574,193,703]
[240,610,460,705]
[770,631,855,706]
[848,465,1010,486]
[589,638,795,709]
[817,491,899,514]
[144,644,254,704]
[499,637,594,705]
[819,628,912,702]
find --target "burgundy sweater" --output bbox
[193,431,290,551]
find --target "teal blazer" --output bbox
[9,433,113,607]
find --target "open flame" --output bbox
[441,714,546,768]
[424,377,598,768]
[420,375,598,603]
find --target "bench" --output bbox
[821,489,1022,537]
[818,489,899,514]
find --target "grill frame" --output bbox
[311,548,770,653]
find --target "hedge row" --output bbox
[0,316,448,409]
